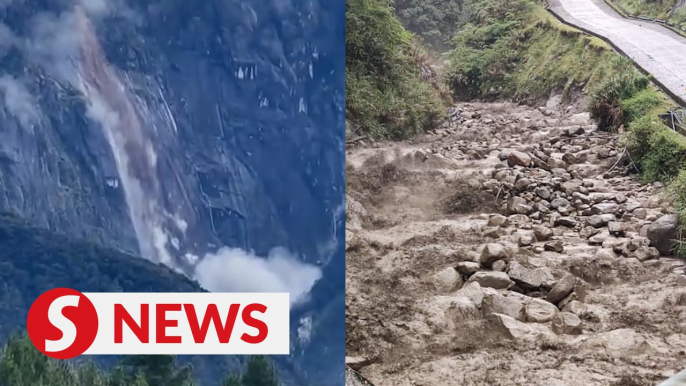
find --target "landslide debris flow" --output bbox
[346,101,686,386]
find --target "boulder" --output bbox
[546,274,576,304]
[507,261,555,290]
[552,312,582,335]
[480,243,510,267]
[488,214,509,227]
[544,240,564,253]
[467,271,513,289]
[647,214,677,255]
[507,197,533,215]
[533,225,554,241]
[524,298,559,323]
[482,292,525,320]
[456,261,480,276]
[432,267,464,293]
[507,151,532,167]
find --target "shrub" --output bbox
[589,70,652,130]
[346,0,447,139]
[626,115,686,181]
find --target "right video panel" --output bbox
[346,0,686,384]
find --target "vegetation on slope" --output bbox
[0,335,279,386]
[446,0,629,102]
[346,0,447,140]
[0,213,288,386]
[608,0,686,29]
[392,0,465,49]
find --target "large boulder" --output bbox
[467,271,513,289]
[480,243,511,267]
[507,151,532,167]
[524,298,559,323]
[507,262,555,290]
[647,214,678,255]
[432,267,463,294]
[546,273,576,304]
[552,312,582,335]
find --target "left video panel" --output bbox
[0,0,345,385]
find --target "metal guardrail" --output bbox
[660,108,686,133]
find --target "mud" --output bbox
[346,101,686,386]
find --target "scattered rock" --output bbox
[507,197,533,215]
[456,261,480,276]
[488,214,509,227]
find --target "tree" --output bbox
[242,356,278,386]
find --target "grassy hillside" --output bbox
[446,0,629,102]
[0,213,294,386]
[608,0,686,29]
[392,0,464,49]
[346,0,447,140]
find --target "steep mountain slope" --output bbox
[0,0,344,384]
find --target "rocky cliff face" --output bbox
[0,0,344,383]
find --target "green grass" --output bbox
[346,0,448,140]
[608,0,686,29]
[446,0,623,102]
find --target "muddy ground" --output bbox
[345,100,686,386]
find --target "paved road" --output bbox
[549,0,686,104]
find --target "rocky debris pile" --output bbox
[346,102,686,386]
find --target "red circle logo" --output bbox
[27,288,99,359]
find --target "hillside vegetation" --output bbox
[0,213,293,386]
[346,0,447,140]
[0,336,279,386]
[392,0,464,49]
[609,0,686,28]
[446,0,631,102]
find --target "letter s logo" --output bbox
[45,295,80,353]
[27,288,99,359]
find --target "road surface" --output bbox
[549,0,686,104]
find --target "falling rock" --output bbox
[480,243,511,267]
[507,261,555,290]
[507,196,533,215]
[508,150,532,167]
[546,274,576,304]
[432,267,464,293]
[533,225,554,242]
[544,240,564,253]
[647,214,678,255]
[552,312,582,335]
[525,298,559,323]
[467,271,513,289]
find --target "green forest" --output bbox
[346,0,447,140]
[0,336,278,386]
